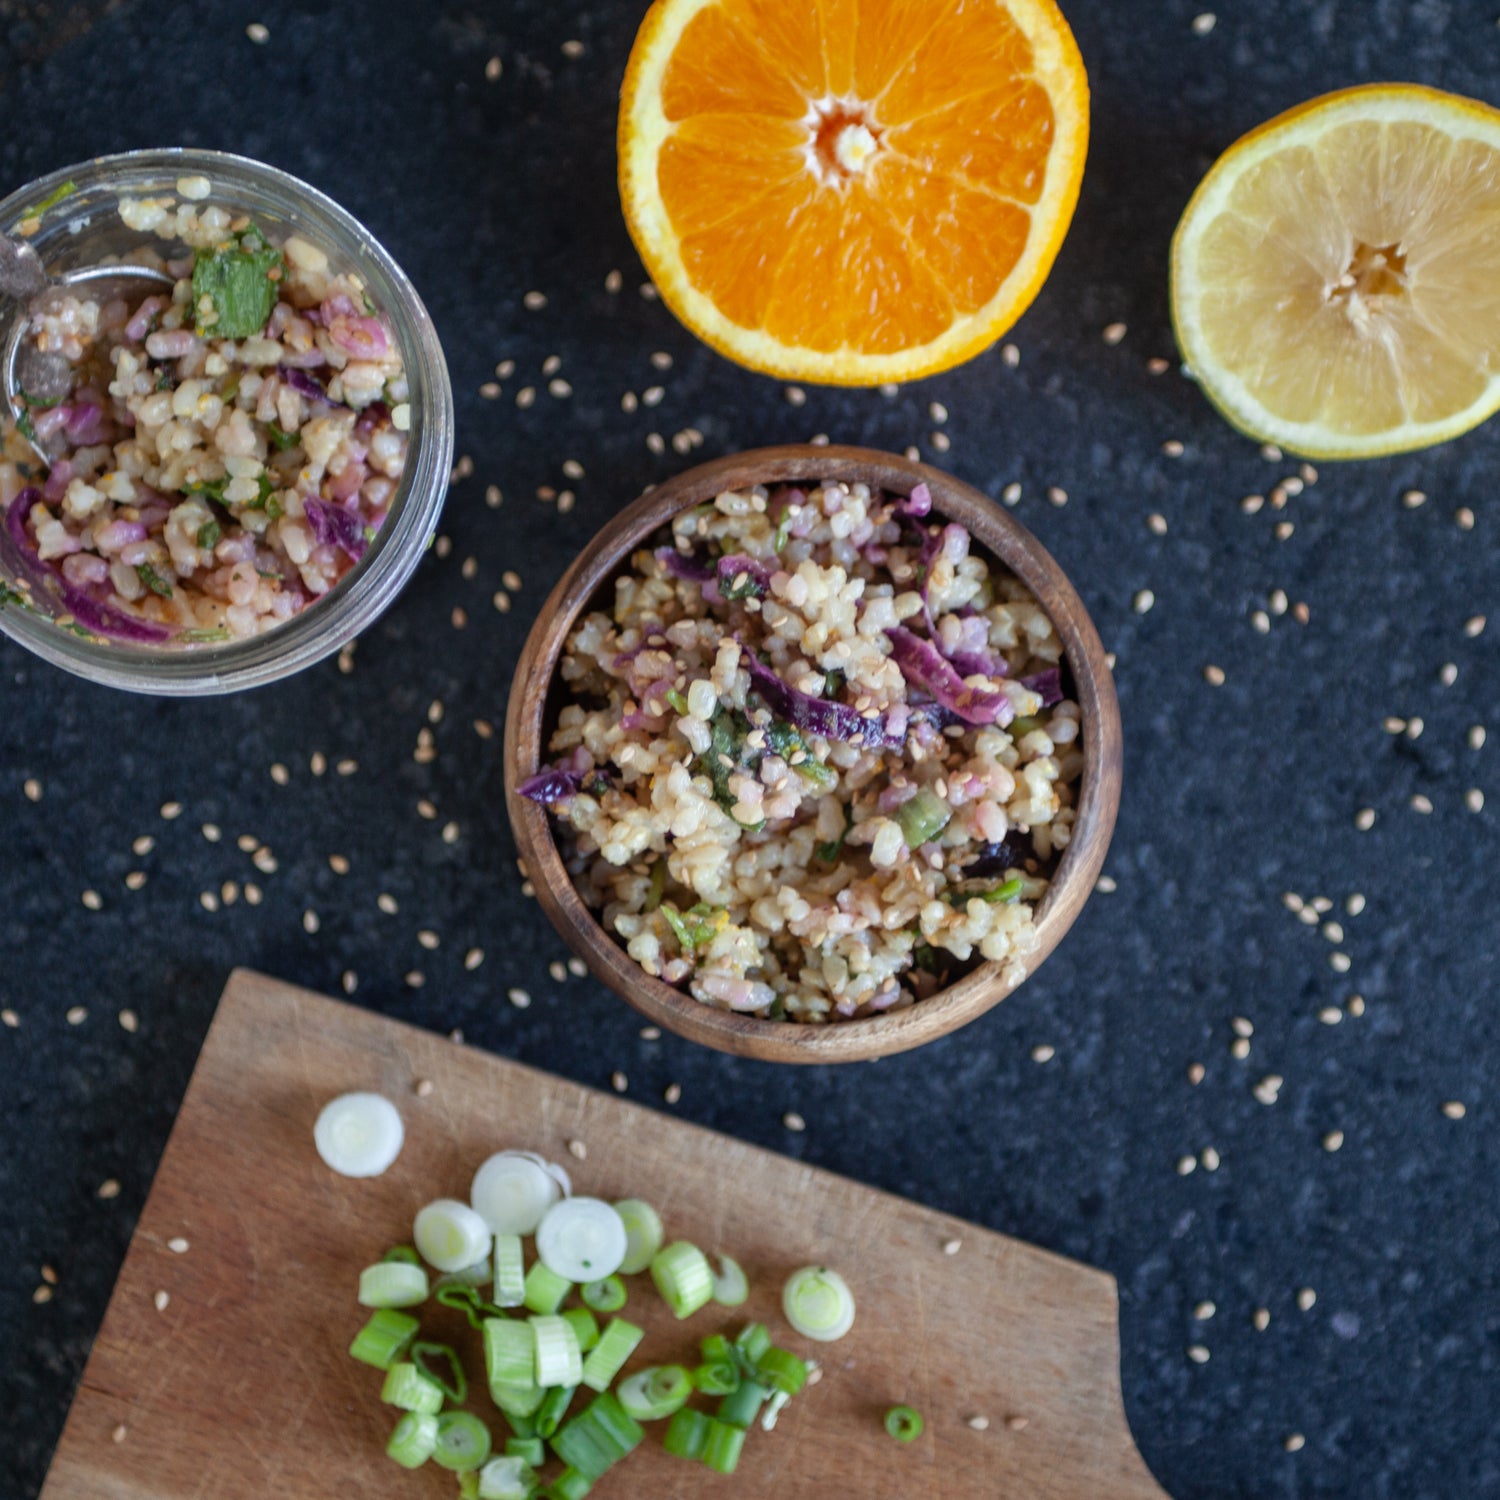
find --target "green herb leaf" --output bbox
[764,720,835,789]
[943,875,1025,907]
[266,421,299,451]
[816,807,850,864]
[16,409,38,445]
[136,562,173,598]
[191,225,283,339]
[822,668,845,701]
[184,477,229,505]
[196,520,222,550]
[21,391,65,410]
[665,687,691,717]
[32,179,78,216]
[645,858,666,913]
[773,513,792,552]
[155,371,173,392]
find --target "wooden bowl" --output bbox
[505,445,1122,1064]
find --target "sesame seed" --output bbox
[442,821,461,845]
[664,1083,682,1104]
[98,1178,121,1199]
[246,21,269,43]
[549,378,573,399]
[1251,610,1270,633]
[1177,1155,1197,1176]
[1004,1414,1028,1431]
[930,431,951,453]
[1147,356,1170,374]
[1402,488,1426,509]
[1031,1044,1055,1063]
[1193,1300,1216,1320]
[111,1423,127,1444]
[484,54,502,80]
[1440,662,1459,687]
[168,1237,189,1254]
[523,291,547,311]
[154,1290,170,1313]
[134,834,157,855]
[640,282,658,300]
[1383,716,1407,734]
[124,871,147,891]
[269,762,289,786]
[508,988,532,1009]
[66,1006,87,1026]
[562,459,585,480]
[1285,1434,1306,1454]
[1103,321,1127,345]
[199,891,219,913]
[1046,486,1068,507]
[1261,443,1283,460]
[1269,589,1288,615]
[1410,794,1434,815]
[516,386,536,408]
[1233,1018,1255,1040]
[567,1139,587,1160]
[413,1078,435,1099]
[1231,1038,1251,1060]
[611,1071,628,1093]
[967,1414,991,1430]
[605,269,623,293]
[1096,875,1117,893]
[1001,482,1021,505]
[1441,1099,1469,1121]
[1253,1307,1270,1331]
[465,948,484,971]
[1297,1288,1316,1311]
[1200,1147,1221,1171]
[81,890,102,911]
[252,847,277,874]
[1322,1130,1344,1152]
[1161,439,1184,458]
[1187,1345,1211,1364]
[929,400,949,423]
[1291,601,1310,624]
[1253,1075,1283,1105]
[378,893,399,915]
[1355,808,1376,831]
[1465,615,1486,638]
[405,971,425,989]
[119,1009,138,1033]
[1241,493,1264,515]
[568,957,587,977]
[647,433,666,455]
[1456,506,1476,530]
[417,930,440,951]
[1467,788,1485,813]
[1319,1007,1343,1025]
[1191,11,1216,33]
[1347,994,1366,1017]
[341,971,357,994]
[943,1237,963,1255]
[1329,952,1352,974]
[244,884,263,906]
[1203,664,1226,686]
[783,1111,807,1132]
[1275,521,1294,541]
[1001,343,1020,367]
[33,1285,53,1304]
[643,385,665,406]
[479,382,501,400]
[22,777,41,802]
[1147,512,1168,534]
[1187,1062,1205,1085]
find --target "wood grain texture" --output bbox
[41,970,1166,1500]
[505,444,1123,1063]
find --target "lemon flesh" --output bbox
[1172,84,1500,459]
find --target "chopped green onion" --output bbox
[191,225,283,339]
[733,1322,771,1364]
[414,1198,493,1273]
[896,786,952,848]
[562,1307,600,1352]
[472,1151,562,1235]
[32,179,78,215]
[944,875,1024,906]
[503,1411,538,1441]
[773,512,792,552]
[783,1265,856,1342]
[665,687,690,716]
[493,1234,526,1307]
[380,1361,443,1414]
[579,1317,644,1392]
[359,1261,429,1308]
[700,1333,732,1362]
[711,1254,749,1307]
[383,1245,422,1265]
[386,1411,438,1469]
[550,1392,644,1479]
[491,1380,545,1421]
[1009,714,1043,738]
[663,1407,712,1460]
[535,1383,577,1439]
[266,420,299,451]
[761,1389,791,1430]
[412,1341,467,1404]
[196,519,222,550]
[581,1276,627,1313]
[433,1411,493,1471]
[484,1317,537,1395]
[884,1404,924,1441]
[536,1197,628,1282]
[692,1360,739,1396]
[548,1468,594,1500]
[524,1260,573,1315]
[816,804,850,864]
[437,1258,495,1289]
[477,1454,535,1500]
[651,1242,714,1320]
[349,1308,420,1369]
[645,857,666,912]
[613,1199,663,1275]
[615,1365,692,1422]
[505,1436,544,1467]
[458,1472,480,1500]
[717,1378,769,1429]
[531,1313,584,1387]
[756,1346,808,1396]
[702,1417,747,1474]
[436,1284,505,1330]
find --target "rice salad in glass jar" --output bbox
[0,181,410,645]
[520,478,1085,1024]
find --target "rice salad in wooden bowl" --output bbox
[518,471,1087,1026]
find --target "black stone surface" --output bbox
[2,2,1499,1497]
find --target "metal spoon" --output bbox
[0,231,174,461]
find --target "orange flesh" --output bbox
[655,0,1059,357]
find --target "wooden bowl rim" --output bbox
[504,445,1123,1064]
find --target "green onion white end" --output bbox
[471,1151,562,1235]
[782,1265,855,1342]
[358,1261,430,1309]
[710,1254,749,1307]
[414,1199,493,1273]
[537,1197,628,1282]
[613,1198,664,1275]
[314,1092,404,1177]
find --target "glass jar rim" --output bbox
[0,147,453,695]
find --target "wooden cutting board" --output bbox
[39,969,1169,1500]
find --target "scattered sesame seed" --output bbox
[1177,1155,1197,1176]
[1260,444,1283,461]
[1187,1345,1211,1364]
[1046,486,1068,507]
[640,1026,661,1041]
[1291,601,1310,624]
[377,893,399,915]
[66,1006,87,1026]
[1269,589,1288,615]
[111,1423,127,1444]
[1004,1414,1028,1431]
[484,54,502,80]
[966,1414,991,1430]
[611,1071,628,1093]
[549,378,573,399]
[1401,488,1426,509]
[479,381,501,400]
[246,21,269,43]
[22,777,41,802]
[1465,615,1486,638]
[515,386,536,409]
[604,269,623,294]
[269,762,289,786]
[1001,482,1021,505]
[81,890,102,911]
[1253,1074,1283,1105]
[1347,994,1366,1017]
[1203,664,1226,686]
[245,884,263,906]
[1240,493,1264,515]
[1274,521,1295,541]
[1095,875,1117,893]
[1147,512,1168,534]
[1232,1016,1254,1038]
[119,1009,138,1033]
[1031,1044,1055,1063]
[1193,1300,1216,1320]
[33,1285,53,1304]
[943,1238,963,1255]
[1187,1062,1206,1085]
[1329,952,1352,973]
[168,1237,189,1254]
[1103,322,1127,345]
[442,821,461,845]
[302,910,320,935]
[523,291,547,311]
[252,848,277,874]
[1383,716,1407,734]
[568,957,587,978]
[1250,610,1270,633]
[1253,1307,1270,1331]
[508,988,532,1009]
[124,871,147,891]
[1191,11,1216,33]
[1285,1433,1306,1454]
[1410,794,1434,815]
[405,971,425,989]
[417,930,440,951]
[341,971,357,994]
[567,1139,587,1160]
[1318,1007,1343,1025]
[415,1079,435,1098]
[98,1178,121,1199]
[1133,589,1155,614]
[1231,1038,1251,1060]
[783,1111,807,1132]
[1297,1288,1316,1311]
[1439,662,1459,687]
[1466,788,1485,813]
[465,948,485,972]
[1355,808,1376,831]
[199,891,219,913]
[1001,343,1020,367]
[1322,1130,1344,1152]
[1439,1099,1469,1121]
[664,1083,683,1105]
[154,1290,170,1312]
[930,431,951,453]
[1161,439,1184,458]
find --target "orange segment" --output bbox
[619,0,1089,384]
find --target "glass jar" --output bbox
[0,148,453,694]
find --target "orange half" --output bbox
[619,0,1090,385]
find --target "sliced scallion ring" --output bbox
[414,1198,493,1273]
[477,1454,535,1499]
[350,1308,421,1370]
[433,1410,493,1471]
[483,1318,536,1393]
[613,1198,663,1275]
[380,1361,443,1414]
[359,1261,430,1309]
[314,1092,404,1177]
[531,1313,584,1388]
[581,1275,627,1313]
[616,1365,692,1422]
[884,1404,924,1442]
[412,1341,467,1404]
[386,1411,438,1468]
[710,1254,749,1307]
[782,1265,855,1342]
[651,1241,714,1320]
[536,1197,628,1283]
[470,1152,562,1235]
[493,1234,526,1307]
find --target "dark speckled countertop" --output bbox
[3,3,1499,1497]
